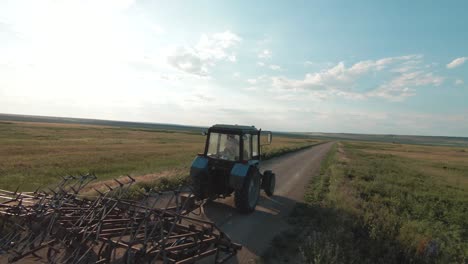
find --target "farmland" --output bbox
[0,121,320,191]
[1,117,467,263]
[266,141,468,263]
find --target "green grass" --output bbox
[0,121,320,191]
[265,141,467,263]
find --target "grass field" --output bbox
[0,121,320,191]
[264,141,467,263]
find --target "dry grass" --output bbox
[0,121,319,191]
[351,141,468,190]
[360,143,468,162]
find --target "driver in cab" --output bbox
[223,134,239,161]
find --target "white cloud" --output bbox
[188,94,214,103]
[243,75,270,92]
[247,78,257,84]
[246,75,269,85]
[389,57,424,73]
[242,86,258,91]
[348,54,423,74]
[455,79,464,85]
[167,48,208,76]
[195,31,241,60]
[258,49,271,59]
[262,55,444,101]
[271,55,424,91]
[150,24,165,34]
[168,31,241,76]
[269,64,281,71]
[257,61,265,67]
[447,57,467,69]
[368,71,443,101]
[271,61,359,91]
[272,62,345,91]
[227,55,236,62]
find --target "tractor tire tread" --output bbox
[234,169,259,214]
[264,171,275,197]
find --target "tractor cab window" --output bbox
[243,134,252,160]
[207,133,240,161]
[252,135,259,158]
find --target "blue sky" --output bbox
[0,0,467,136]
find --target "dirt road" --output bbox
[198,142,335,263]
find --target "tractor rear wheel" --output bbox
[234,170,260,214]
[263,170,276,197]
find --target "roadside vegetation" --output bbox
[264,141,467,263]
[0,121,320,191]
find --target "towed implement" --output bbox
[0,174,241,263]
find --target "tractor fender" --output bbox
[229,163,254,190]
[190,156,209,179]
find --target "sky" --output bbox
[0,0,467,137]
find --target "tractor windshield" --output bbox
[207,133,240,161]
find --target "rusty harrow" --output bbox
[0,174,241,263]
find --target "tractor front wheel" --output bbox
[263,170,276,197]
[234,170,260,214]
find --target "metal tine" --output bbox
[105,189,155,258]
[94,188,104,196]
[78,173,97,191]
[69,173,95,195]
[69,186,78,194]
[48,188,57,196]
[151,189,191,262]
[33,186,41,197]
[71,186,115,229]
[113,178,124,187]
[113,210,151,261]
[134,189,165,247]
[127,174,136,182]
[104,183,113,191]
[79,194,124,243]
[125,189,159,237]
[13,186,20,196]
[110,203,143,259]
[75,190,132,261]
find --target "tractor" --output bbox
[190,124,276,213]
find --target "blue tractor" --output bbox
[190,124,276,213]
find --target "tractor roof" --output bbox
[209,124,258,133]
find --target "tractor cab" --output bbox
[190,124,275,213]
[205,124,262,162]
